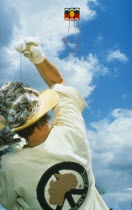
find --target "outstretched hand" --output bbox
[15,37,45,64]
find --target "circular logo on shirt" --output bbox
[36,162,89,210]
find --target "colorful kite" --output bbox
[64,8,80,55]
[64,8,80,21]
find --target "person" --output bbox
[0,37,109,210]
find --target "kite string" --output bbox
[67,20,70,45]
[73,20,81,55]
[65,20,70,46]
[73,20,77,53]
[77,21,81,51]
[20,51,22,82]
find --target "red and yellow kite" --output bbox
[64,8,80,55]
[64,8,80,21]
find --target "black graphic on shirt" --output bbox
[36,162,89,210]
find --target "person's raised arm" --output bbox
[35,58,64,87]
[15,37,64,87]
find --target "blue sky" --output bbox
[0,0,132,209]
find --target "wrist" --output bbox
[30,53,45,64]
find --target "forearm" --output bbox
[35,58,64,87]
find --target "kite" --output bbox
[64,8,80,54]
[64,8,80,21]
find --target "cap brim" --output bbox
[13,89,59,132]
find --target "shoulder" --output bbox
[52,84,87,112]
[1,151,21,169]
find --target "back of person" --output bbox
[1,84,108,210]
[0,37,109,210]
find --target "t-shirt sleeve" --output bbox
[51,84,87,132]
[51,84,86,112]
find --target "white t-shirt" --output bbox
[0,84,109,210]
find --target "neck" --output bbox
[25,138,46,148]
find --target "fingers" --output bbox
[15,37,40,53]
[24,37,40,46]
[15,37,45,64]
[23,46,42,59]
[15,39,26,52]
[30,45,42,56]
[23,51,32,59]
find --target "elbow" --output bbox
[53,79,64,86]
[48,79,64,87]
[55,76,64,85]
[58,78,64,85]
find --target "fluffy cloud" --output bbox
[0,1,19,47]
[8,0,98,55]
[103,189,132,210]
[87,108,132,192]
[106,49,128,62]
[1,0,99,58]
[0,0,110,98]
[51,54,108,97]
[1,46,109,97]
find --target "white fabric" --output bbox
[0,84,109,210]
[15,37,45,64]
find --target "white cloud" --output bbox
[124,188,132,191]
[106,49,128,62]
[3,0,99,60]
[0,0,110,98]
[9,0,97,53]
[2,44,109,97]
[87,108,132,191]
[52,54,108,97]
[103,189,132,210]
